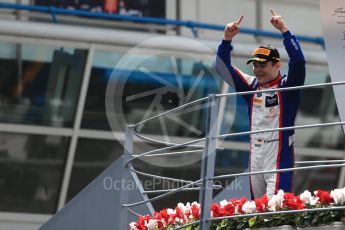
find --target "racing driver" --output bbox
[215,9,306,199]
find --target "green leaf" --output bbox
[248,217,256,227]
[220,220,228,227]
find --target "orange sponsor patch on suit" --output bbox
[253,98,263,104]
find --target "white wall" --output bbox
[167,0,322,43]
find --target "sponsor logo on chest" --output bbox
[265,94,278,107]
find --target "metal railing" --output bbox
[0,2,324,45]
[118,79,345,229]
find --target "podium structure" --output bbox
[39,153,154,230]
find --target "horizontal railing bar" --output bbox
[130,97,208,128]
[217,121,345,139]
[134,131,224,151]
[295,159,345,164]
[134,132,204,149]
[211,163,345,180]
[122,179,203,207]
[130,167,222,190]
[124,137,206,166]
[143,188,201,194]
[134,149,204,157]
[216,80,345,98]
[130,167,195,184]
[144,187,202,194]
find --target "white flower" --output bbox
[300,190,319,206]
[177,202,186,211]
[167,208,175,215]
[300,190,311,202]
[145,219,158,230]
[177,202,191,215]
[185,202,191,209]
[277,189,285,197]
[220,199,228,208]
[268,189,285,211]
[242,201,256,214]
[331,188,345,205]
[191,201,200,207]
[129,222,138,230]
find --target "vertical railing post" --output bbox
[199,94,219,230]
[119,124,134,230]
[338,147,345,188]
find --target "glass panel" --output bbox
[82,49,221,140]
[80,50,123,130]
[296,74,345,150]
[0,41,87,127]
[294,155,340,194]
[0,132,69,214]
[66,138,123,201]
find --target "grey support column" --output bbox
[338,147,345,188]
[199,94,219,230]
[119,125,135,230]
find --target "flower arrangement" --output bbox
[129,187,345,230]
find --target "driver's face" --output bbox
[252,61,280,84]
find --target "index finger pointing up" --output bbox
[236,15,244,25]
[270,9,277,16]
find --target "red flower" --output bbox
[227,197,247,214]
[223,202,235,216]
[211,203,220,217]
[153,211,168,229]
[170,207,185,224]
[315,190,333,205]
[158,209,170,225]
[136,215,152,230]
[130,188,345,229]
[255,194,269,212]
[283,192,305,210]
[211,203,225,217]
[191,203,200,219]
